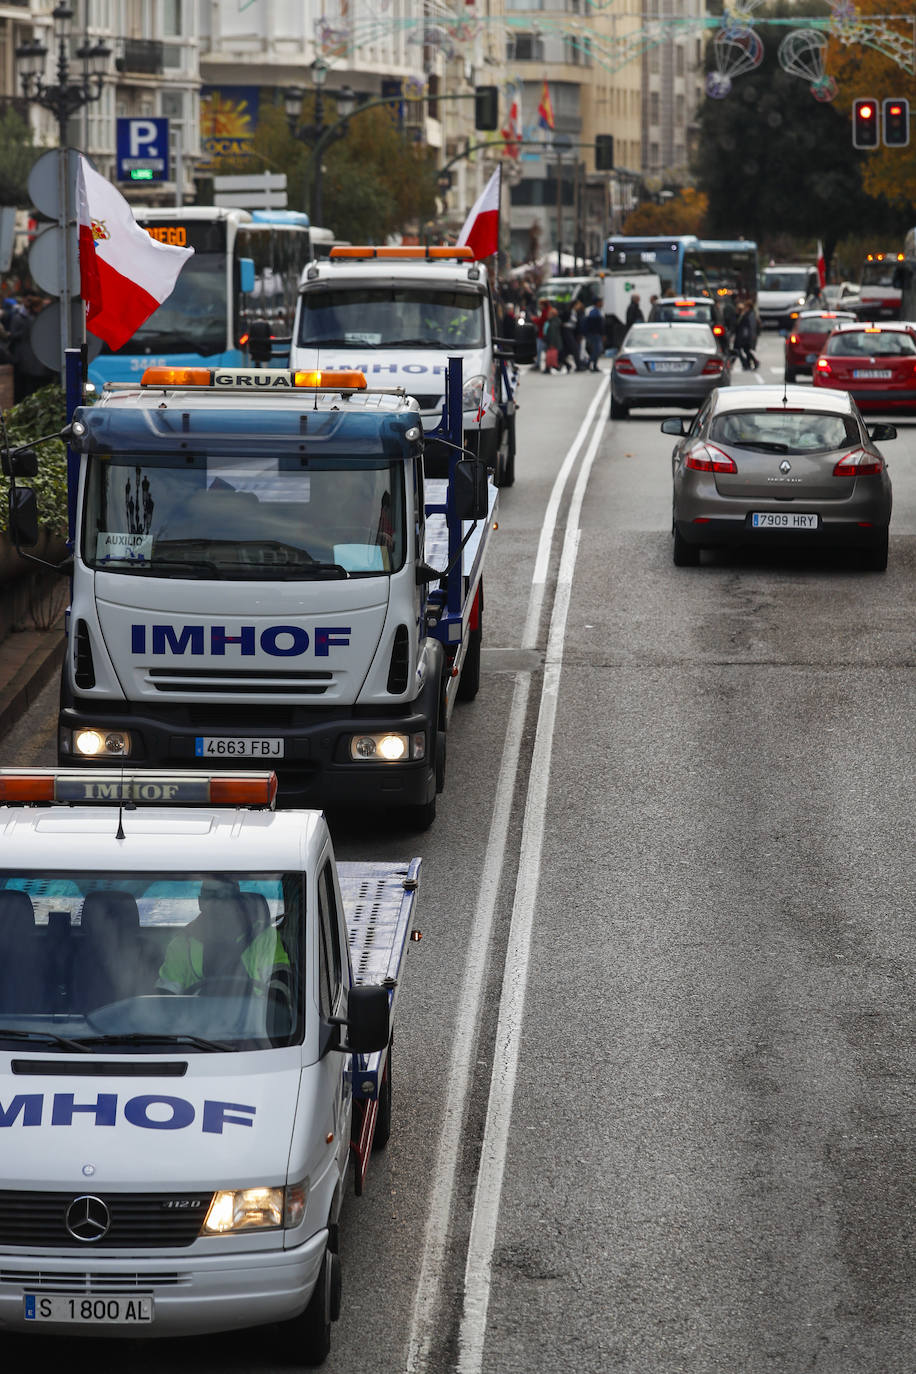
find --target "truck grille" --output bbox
[147,668,332,695]
[0,1192,212,1249]
[0,1268,188,1289]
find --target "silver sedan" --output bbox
[610,322,731,420]
[663,385,894,570]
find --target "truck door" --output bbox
[318,857,351,1156]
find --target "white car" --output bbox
[757,264,824,329]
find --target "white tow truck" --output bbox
[0,767,420,1364]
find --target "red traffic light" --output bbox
[883,97,910,147]
[853,97,880,149]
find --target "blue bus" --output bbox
[88,207,312,387]
[603,235,758,304]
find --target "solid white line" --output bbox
[404,382,607,1373]
[455,403,607,1374]
[523,374,610,650]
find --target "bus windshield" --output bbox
[83,452,406,578]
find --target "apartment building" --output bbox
[641,0,706,189]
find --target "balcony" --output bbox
[115,39,163,75]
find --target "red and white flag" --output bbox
[816,239,826,288]
[456,166,501,261]
[77,156,194,351]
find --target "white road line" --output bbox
[456,400,607,1374]
[523,375,610,649]
[405,384,607,1374]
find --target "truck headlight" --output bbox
[462,374,487,412]
[202,1181,308,1235]
[349,731,425,762]
[73,728,131,757]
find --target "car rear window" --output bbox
[653,303,713,323]
[625,324,713,350]
[824,330,916,356]
[796,317,849,336]
[710,410,860,453]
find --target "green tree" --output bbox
[0,108,41,206]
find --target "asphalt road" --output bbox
[3,330,914,1373]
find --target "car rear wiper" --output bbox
[0,1028,91,1052]
[75,1032,233,1053]
[734,441,790,453]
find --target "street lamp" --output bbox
[15,3,111,148]
[285,61,357,225]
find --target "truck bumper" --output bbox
[0,1229,326,1338]
[59,661,443,810]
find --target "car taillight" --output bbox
[614,357,637,374]
[788,334,798,344]
[701,357,725,374]
[685,444,738,474]
[712,324,724,336]
[815,358,832,375]
[833,449,884,476]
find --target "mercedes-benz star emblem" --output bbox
[779,459,792,473]
[65,1194,111,1242]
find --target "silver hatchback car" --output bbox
[611,322,730,420]
[663,385,894,570]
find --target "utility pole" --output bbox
[555,151,563,276]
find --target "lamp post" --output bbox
[15,2,111,148]
[285,60,356,225]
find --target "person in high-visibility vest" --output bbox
[158,877,289,994]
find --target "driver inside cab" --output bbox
[157,877,289,994]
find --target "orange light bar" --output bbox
[0,774,55,803]
[210,774,279,807]
[292,370,367,389]
[329,245,474,261]
[141,367,212,387]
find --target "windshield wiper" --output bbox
[128,558,224,578]
[0,1028,91,1052]
[76,1032,233,1053]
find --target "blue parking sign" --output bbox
[116,117,169,182]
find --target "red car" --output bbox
[785,310,857,382]
[812,321,916,411]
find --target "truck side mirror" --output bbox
[453,458,489,521]
[9,485,39,547]
[1,447,39,478]
[340,984,390,1053]
[247,319,274,363]
[513,321,537,365]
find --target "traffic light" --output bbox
[852,98,879,149]
[883,98,910,147]
[595,134,614,171]
[474,86,499,131]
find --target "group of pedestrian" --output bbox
[0,290,56,403]
[526,296,608,375]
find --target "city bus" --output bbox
[603,235,758,304]
[87,207,312,387]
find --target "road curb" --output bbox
[0,631,66,743]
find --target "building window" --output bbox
[650,91,660,124]
[509,33,545,61]
[676,44,685,76]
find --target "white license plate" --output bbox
[853,369,892,379]
[650,360,690,373]
[752,512,818,530]
[195,737,284,757]
[24,1293,153,1324]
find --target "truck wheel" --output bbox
[435,726,446,794]
[495,415,516,488]
[373,1038,393,1151]
[278,1245,339,1367]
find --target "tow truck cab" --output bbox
[0,768,419,1362]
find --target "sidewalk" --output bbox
[0,624,66,742]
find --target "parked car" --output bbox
[784,310,857,382]
[662,385,894,570]
[812,321,916,412]
[610,322,730,419]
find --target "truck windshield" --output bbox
[298,285,486,348]
[0,871,305,1052]
[83,453,405,577]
